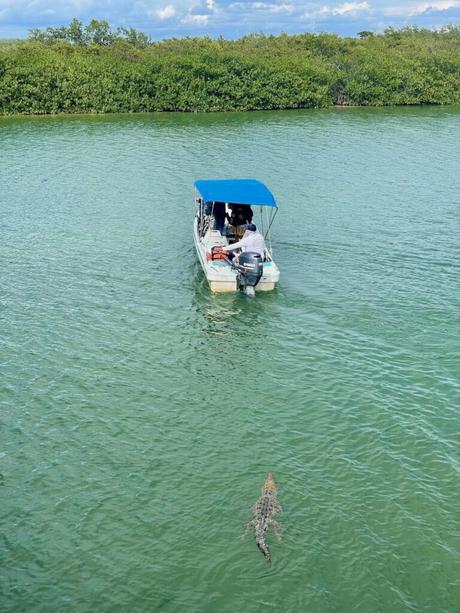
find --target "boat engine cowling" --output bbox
[235,251,263,293]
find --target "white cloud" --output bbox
[229,1,294,12]
[182,13,209,24]
[154,4,177,19]
[384,0,460,14]
[331,1,370,14]
[303,0,370,18]
[256,2,295,12]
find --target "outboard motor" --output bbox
[235,252,263,297]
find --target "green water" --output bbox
[1,107,459,612]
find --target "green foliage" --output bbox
[85,20,114,46]
[27,20,150,48]
[67,18,85,45]
[0,22,459,114]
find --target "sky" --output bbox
[0,0,459,39]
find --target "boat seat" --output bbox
[206,230,228,246]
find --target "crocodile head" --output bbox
[263,472,277,496]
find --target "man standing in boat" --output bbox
[227,204,253,239]
[221,224,267,261]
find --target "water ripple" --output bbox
[1,107,460,612]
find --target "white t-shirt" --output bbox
[222,230,266,259]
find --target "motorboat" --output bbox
[193,179,280,294]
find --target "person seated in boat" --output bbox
[226,204,253,239]
[221,224,266,261]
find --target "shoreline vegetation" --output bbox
[0,20,459,115]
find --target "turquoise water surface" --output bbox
[1,107,459,612]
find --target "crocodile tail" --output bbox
[256,537,271,564]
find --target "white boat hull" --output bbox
[193,218,280,293]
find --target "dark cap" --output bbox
[245,223,257,232]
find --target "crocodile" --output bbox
[243,472,282,563]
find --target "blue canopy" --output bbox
[195,179,277,208]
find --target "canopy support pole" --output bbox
[264,208,278,250]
